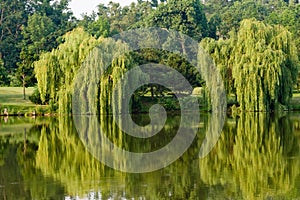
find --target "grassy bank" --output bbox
[290,93,300,111]
[0,87,50,116]
[1,87,300,116]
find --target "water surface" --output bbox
[0,113,300,199]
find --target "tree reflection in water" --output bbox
[0,113,300,199]
[200,113,300,199]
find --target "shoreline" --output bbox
[0,105,300,117]
[1,93,300,117]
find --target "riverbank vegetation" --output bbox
[0,87,50,116]
[1,0,300,114]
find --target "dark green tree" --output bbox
[265,3,300,58]
[17,0,74,99]
[18,14,55,99]
[121,1,153,30]
[217,1,271,38]
[0,55,6,86]
[95,1,153,33]
[146,0,209,41]
[0,0,29,85]
[79,13,110,38]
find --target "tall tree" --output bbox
[0,0,28,84]
[146,0,209,41]
[203,0,300,90]
[18,13,55,99]
[122,1,153,29]
[79,15,110,39]
[233,19,298,111]
[265,3,300,87]
[0,55,6,86]
[95,1,153,33]
[17,0,74,99]
[34,28,99,113]
[203,19,299,111]
[200,34,236,97]
[217,1,271,38]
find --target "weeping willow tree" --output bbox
[201,19,299,111]
[234,19,299,111]
[34,28,99,114]
[199,113,300,199]
[72,37,149,116]
[35,27,148,115]
[200,33,236,97]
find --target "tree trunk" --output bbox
[151,85,154,100]
[180,34,187,56]
[0,8,4,42]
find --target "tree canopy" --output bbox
[146,0,209,41]
[202,19,299,111]
[0,0,299,112]
[34,28,99,113]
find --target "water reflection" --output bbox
[0,113,299,199]
[200,113,300,199]
[0,117,65,199]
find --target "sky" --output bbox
[69,0,137,19]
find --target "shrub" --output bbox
[29,88,43,104]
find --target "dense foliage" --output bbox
[1,0,300,111]
[34,28,99,113]
[146,0,209,41]
[202,19,299,111]
[0,0,73,87]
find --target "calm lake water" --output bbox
[0,112,300,199]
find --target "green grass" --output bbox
[0,87,35,106]
[0,87,50,115]
[293,92,300,97]
[1,87,300,114]
[291,93,300,103]
[290,93,300,110]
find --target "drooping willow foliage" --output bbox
[201,19,299,111]
[34,28,100,114]
[200,33,236,96]
[72,38,149,116]
[35,27,148,115]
